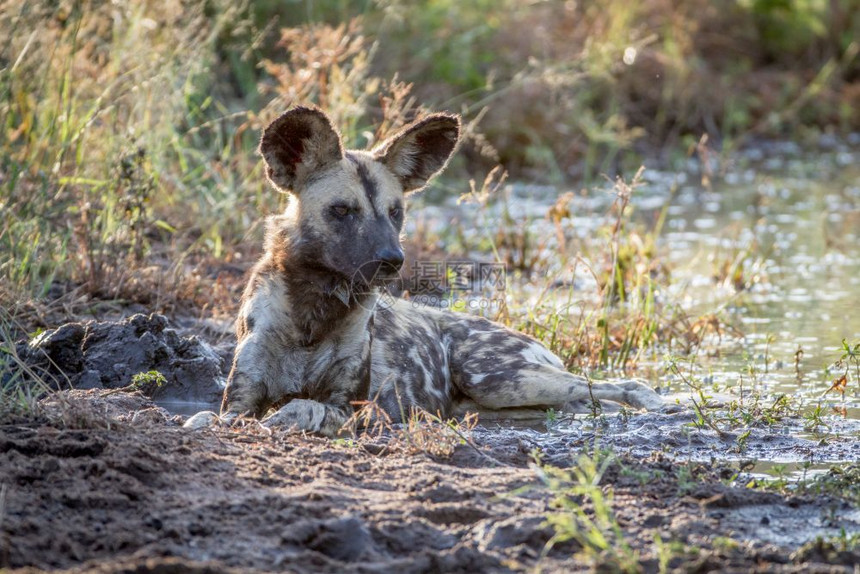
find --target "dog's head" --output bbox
[259,106,460,290]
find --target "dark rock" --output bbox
[12,314,225,403]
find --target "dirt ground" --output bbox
[1,392,858,574]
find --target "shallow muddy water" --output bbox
[657,150,860,418]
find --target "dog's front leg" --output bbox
[220,329,284,419]
[220,277,308,420]
[263,336,372,437]
[185,330,281,430]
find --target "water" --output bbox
[639,152,860,418]
[156,400,220,417]
[659,165,860,417]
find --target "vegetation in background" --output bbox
[1,0,858,367]
[367,0,860,177]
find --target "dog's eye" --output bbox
[389,206,402,220]
[330,204,352,218]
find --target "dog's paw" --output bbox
[183,410,238,430]
[183,410,220,430]
[619,380,668,411]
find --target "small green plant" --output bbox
[665,355,725,436]
[618,460,654,486]
[825,339,860,398]
[790,464,860,506]
[840,339,860,377]
[675,465,697,495]
[536,451,640,573]
[0,318,52,421]
[586,378,604,421]
[735,429,751,453]
[803,402,831,434]
[711,536,740,553]
[765,464,790,490]
[829,528,860,552]
[725,387,799,430]
[791,529,860,564]
[0,367,48,421]
[103,370,167,397]
[131,370,167,391]
[331,437,357,449]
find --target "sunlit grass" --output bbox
[0,313,51,422]
[0,2,269,306]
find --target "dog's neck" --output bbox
[268,245,375,347]
[282,267,375,346]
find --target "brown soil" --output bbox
[1,392,858,573]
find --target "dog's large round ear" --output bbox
[259,107,344,193]
[374,114,460,193]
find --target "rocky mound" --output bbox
[11,314,226,403]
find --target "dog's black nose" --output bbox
[376,247,404,270]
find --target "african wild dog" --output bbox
[185,106,667,436]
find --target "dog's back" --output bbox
[369,299,573,420]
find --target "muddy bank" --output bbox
[481,411,860,468]
[1,391,858,573]
[11,314,228,404]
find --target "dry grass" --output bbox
[338,400,481,459]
